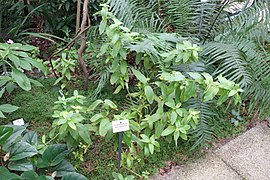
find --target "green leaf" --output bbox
[99,19,107,34]
[61,172,88,180]
[90,114,103,122]
[120,61,127,74]
[112,41,121,57]
[99,119,111,137]
[203,86,219,102]
[19,60,32,70]
[104,99,117,109]
[0,167,20,179]
[174,131,180,146]
[144,85,154,104]
[0,126,13,145]
[29,79,43,87]
[132,68,147,84]
[160,71,185,82]
[110,72,120,85]
[0,104,19,113]
[188,72,204,84]
[39,144,69,167]
[23,131,38,146]
[27,58,48,74]
[21,170,39,179]
[68,121,77,130]
[0,111,5,118]
[0,88,5,98]
[3,125,26,151]
[8,54,20,67]
[6,82,15,94]
[229,90,237,97]
[179,133,188,140]
[217,92,229,106]
[8,159,33,171]
[88,100,103,111]
[161,126,175,136]
[9,142,38,161]
[202,73,213,85]
[170,111,178,124]
[148,144,154,154]
[51,160,75,177]
[11,68,31,91]
[77,124,92,145]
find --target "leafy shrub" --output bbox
[0,41,48,117]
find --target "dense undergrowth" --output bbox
[1,79,249,179]
[0,0,269,179]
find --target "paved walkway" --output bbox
[153,123,270,180]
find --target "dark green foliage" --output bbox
[0,124,87,179]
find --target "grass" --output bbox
[0,78,58,133]
[0,78,250,179]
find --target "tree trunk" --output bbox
[76,0,81,33]
[78,0,89,91]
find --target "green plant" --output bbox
[0,41,48,117]
[0,42,47,92]
[48,48,77,89]
[112,172,134,180]
[50,90,92,148]
[0,104,19,119]
[0,125,87,179]
[82,5,243,174]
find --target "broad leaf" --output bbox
[203,85,219,102]
[23,131,38,146]
[8,159,34,171]
[0,126,13,145]
[3,125,26,151]
[0,167,20,179]
[61,172,88,180]
[132,68,147,84]
[21,170,39,179]
[161,126,175,136]
[0,104,19,113]
[11,68,31,91]
[9,142,38,161]
[39,144,69,167]
[51,160,75,177]
[29,79,43,87]
[99,118,111,137]
[144,85,154,104]
[88,100,103,111]
[77,123,92,145]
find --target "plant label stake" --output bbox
[112,120,130,173]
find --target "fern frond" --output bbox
[164,0,224,39]
[185,98,219,150]
[108,0,165,32]
[202,42,253,87]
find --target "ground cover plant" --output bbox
[0,0,269,179]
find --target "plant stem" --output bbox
[123,166,143,178]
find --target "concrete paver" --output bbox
[152,123,270,180]
[153,153,241,180]
[215,124,270,179]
